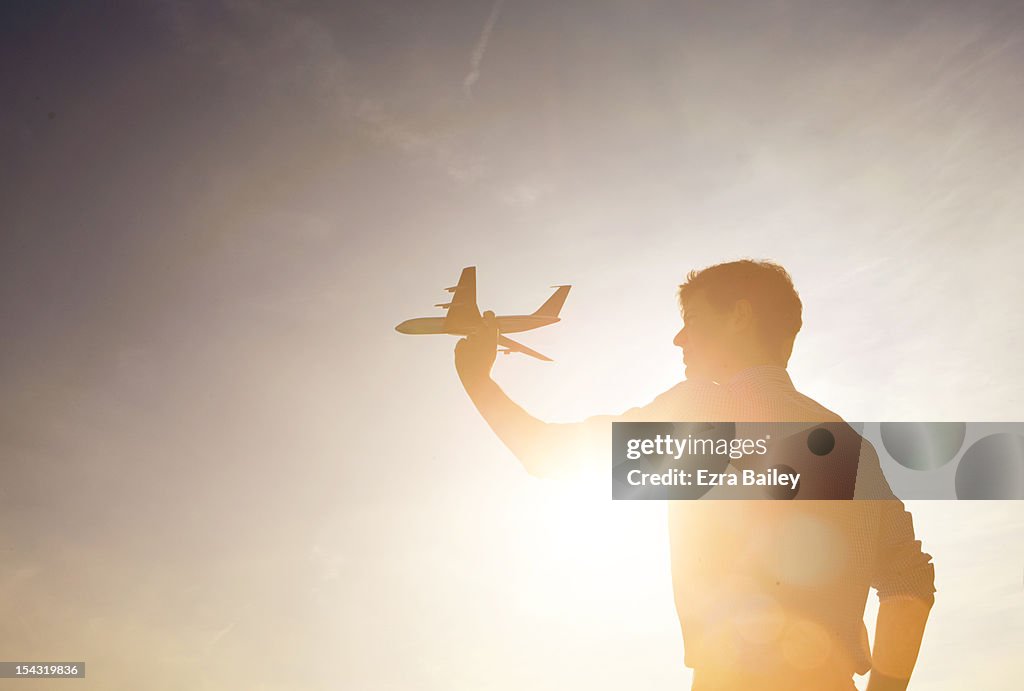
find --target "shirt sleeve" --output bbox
[853,439,937,604]
[871,499,937,606]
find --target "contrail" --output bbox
[463,0,504,99]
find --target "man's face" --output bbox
[673,290,735,383]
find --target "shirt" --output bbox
[582,365,936,677]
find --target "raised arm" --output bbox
[454,312,603,478]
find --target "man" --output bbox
[455,259,935,691]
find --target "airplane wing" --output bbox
[442,266,481,326]
[498,335,552,362]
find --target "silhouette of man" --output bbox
[455,260,934,691]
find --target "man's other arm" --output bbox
[866,500,936,691]
[850,440,935,690]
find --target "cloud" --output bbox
[354,99,485,182]
[500,179,555,208]
[463,0,505,99]
[153,0,488,184]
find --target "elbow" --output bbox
[877,591,935,610]
[521,455,556,479]
[514,432,587,480]
[515,439,563,479]
[519,445,587,480]
[523,464,547,480]
[876,568,936,610]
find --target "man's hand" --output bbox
[455,310,498,387]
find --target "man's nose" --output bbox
[673,328,686,348]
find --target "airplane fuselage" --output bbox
[395,315,560,335]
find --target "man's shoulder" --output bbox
[787,388,845,423]
[626,379,726,422]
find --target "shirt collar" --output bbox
[723,364,795,393]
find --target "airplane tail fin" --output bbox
[532,285,571,318]
[444,266,481,325]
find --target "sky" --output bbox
[1,1,1023,689]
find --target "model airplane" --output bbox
[395,266,570,361]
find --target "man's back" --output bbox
[601,366,935,690]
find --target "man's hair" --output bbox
[678,259,803,363]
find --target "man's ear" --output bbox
[729,299,754,332]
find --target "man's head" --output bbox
[673,260,802,383]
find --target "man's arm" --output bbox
[454,312,603,478]
[866,597,932,691]
[865,498,936,691]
